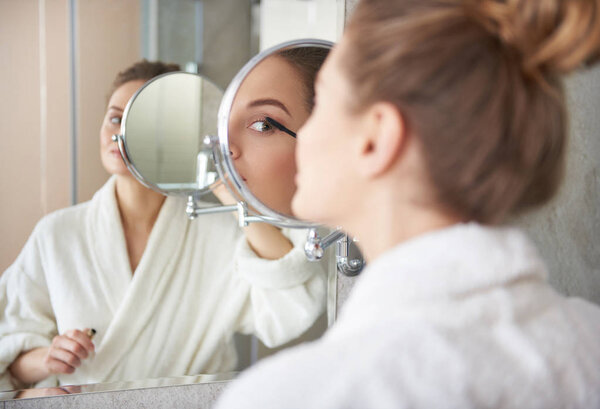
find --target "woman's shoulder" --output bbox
[32,201,92,238]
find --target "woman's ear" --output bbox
[355,102,406,178]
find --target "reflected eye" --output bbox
[110,116,121,125]
[248,120,273,133]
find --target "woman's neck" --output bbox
[114,175,166,231]
[344,188,460,263]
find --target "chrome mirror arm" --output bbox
[236,202,281,226]
[186,195,280,226]
[186,194,237,219]
[305,229,345,261]
[305,228,365,276]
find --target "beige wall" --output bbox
[0,0,68,273]
[76,1,141,203]
[0,0,140,272]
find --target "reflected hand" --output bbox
[212,180,293,260]
[213,181,237,206]
[15,385,81,398]
[43,329,95,375]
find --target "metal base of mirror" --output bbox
[305,229,365,277]
[186,196,238,220]
[336,235,364,276]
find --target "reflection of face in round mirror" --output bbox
[227,47,329,216]
[123,73,223,194]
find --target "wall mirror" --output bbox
[0,0,345,402]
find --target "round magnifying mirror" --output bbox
[216,39,333,228]
[118,72,223,196]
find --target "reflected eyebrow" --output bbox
[247,98,291,116]
[107,106,123,112]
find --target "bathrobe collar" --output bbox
[85,176,189,380]
[339,223,548,321]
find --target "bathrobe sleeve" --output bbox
[232,228,328,348]
[0,221,58,391]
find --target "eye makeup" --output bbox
[265,117,297,138]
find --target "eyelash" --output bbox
[247,117,274,134]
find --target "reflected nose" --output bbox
[229,142,241,159]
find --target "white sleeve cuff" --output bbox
[235,229,322,289]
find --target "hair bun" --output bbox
[466,0,600,75]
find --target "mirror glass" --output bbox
[218,41,332,225]
[120,72,222,195]
[1,0,344,401]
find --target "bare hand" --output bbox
[43,329,95,375]
[213,182,237,206]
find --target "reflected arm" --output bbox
[8,348,50,387]
[212,183,293,259]
[0,223,57,390]
[232,228,328,347]
[242,223,293,260]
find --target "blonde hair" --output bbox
[343,0,600,223]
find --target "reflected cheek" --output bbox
[259,154,296,187]
[99,130,128,175]
[100,127,116,147]
[100,130,121,157]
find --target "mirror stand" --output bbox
[305,229,365,276]
[185,195,280,228]
[185,196,365,276]
[185,194,237,219]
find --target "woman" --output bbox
[216,0,600,407]
[0,58,328,390]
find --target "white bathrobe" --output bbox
[0,177,327,390]
[216,223,600,409]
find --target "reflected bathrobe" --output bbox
[216,223,600,409]
[0,177,327,390]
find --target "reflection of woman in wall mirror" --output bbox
[216,0,600,407]
[0,60,327,391]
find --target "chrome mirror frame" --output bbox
[214,38,364,271]
[114,71,223,198]
[215,38,334,229]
